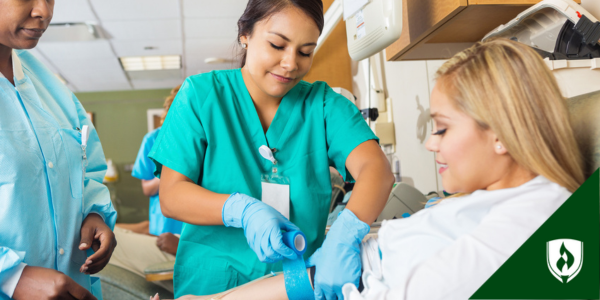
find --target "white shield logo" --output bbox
[547,239,583,283]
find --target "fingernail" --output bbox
[83,266,88,271]
[86,260,92,265]
[79,243,88,249]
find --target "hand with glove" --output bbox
[307,209,370,300]
[222,192,301,263]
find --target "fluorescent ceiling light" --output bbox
[120,55,181,71]
[41,23,103,42]
[204,57,236,64]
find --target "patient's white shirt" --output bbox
[343,175,571,300]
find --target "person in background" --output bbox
[108,86,182,292]
[152,38,585,300]
[0,0,117,299]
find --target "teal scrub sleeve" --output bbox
[323,85,379,182]
[149,77,208,183]
[0,248,26,298]
[74,94,117,230]
[132,131,157,181]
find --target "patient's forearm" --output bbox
[218,274,288,300]
[173,269,313,300]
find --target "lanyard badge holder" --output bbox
[259,145,291,219]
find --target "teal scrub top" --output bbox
[149,69,377,296]
[132,127,183,236]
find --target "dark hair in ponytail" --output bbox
[237,0,324,67]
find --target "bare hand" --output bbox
[78,214,117,274]
[156,232,179,255]
[13,266,97,300]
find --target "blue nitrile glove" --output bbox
[222,192,301,263]
[307,209,370,300]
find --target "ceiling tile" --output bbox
[102,20,182,40]
[90,0,180,21]
[184,38,239,62]
[111,39,182,57]
[131,78,184,90]
[182,0,247,18]
[51,58,122,72]
[36,40,116,61]
[184,18,238,39]
[51,0,98,23]
[184,38,240,75]
[27,48,60,74]
[63,69,131,92]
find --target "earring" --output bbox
[242,43,247,49]
[497,145,502,149]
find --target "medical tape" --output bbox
[282,231,314,300]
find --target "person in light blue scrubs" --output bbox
[149,0,395,298]
[0,1,116,299]
[131,87,183,237]
[132,128,183,235]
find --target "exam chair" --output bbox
[96,264,174,300]
[567,89,600,179]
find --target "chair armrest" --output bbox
[144,261,175,282]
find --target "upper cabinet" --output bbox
[386,0,582,61]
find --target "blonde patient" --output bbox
[153,39,584,300]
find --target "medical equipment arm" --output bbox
[0,247,26,298]
[310,140,394,299]
[74,96,117,230]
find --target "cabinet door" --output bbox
[386,0,581,61]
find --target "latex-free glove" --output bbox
[222,192,300,263]
[307,209,370,300]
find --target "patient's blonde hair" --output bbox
[436,38,584,192]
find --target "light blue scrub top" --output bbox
[132,127,182,236]
[0,50,116,299]
[149,69,378,296]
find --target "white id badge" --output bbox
[261,173,290,219]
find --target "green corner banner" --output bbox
[471,169,600,299]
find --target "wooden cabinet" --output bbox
[386,0,581,61]
[303,0,353,92]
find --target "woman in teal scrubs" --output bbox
[149,0,394,298]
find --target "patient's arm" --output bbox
[153,269,312,300]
